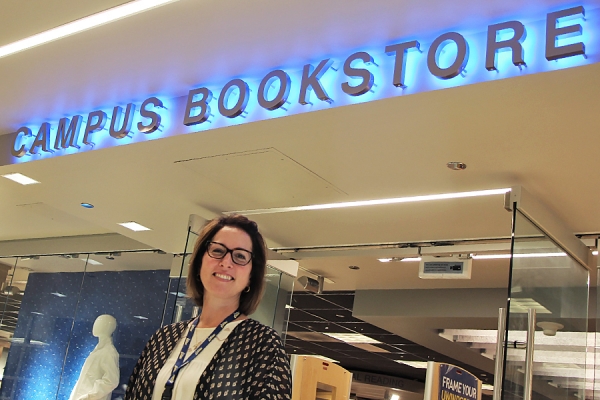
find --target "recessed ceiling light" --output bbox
[482,384,494,391]
[81,202,94,209]
[395,360,429,369]
[321,332,382,343]
[0,0,181,59]
[230,188,511,215]
[118,222,151,231]
[2,173,39,185]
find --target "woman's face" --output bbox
[200,226,253,306]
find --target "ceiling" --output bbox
[0,0,599,393]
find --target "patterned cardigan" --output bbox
[124,319,292,400]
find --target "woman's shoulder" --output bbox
[235,318,284,342]
[148,320,190,343]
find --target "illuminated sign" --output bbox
[6,5,593,164]
[10,97,164,158]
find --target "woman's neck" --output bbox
[197,297,242,328]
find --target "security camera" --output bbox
[297,276,324,294]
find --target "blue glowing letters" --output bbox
[11,97,164,158]
[10,5,588,161]
[182,5,586,125]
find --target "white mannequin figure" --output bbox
[69,314,120,400]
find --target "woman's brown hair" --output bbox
[186,214,267,315]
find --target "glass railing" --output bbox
[502,211,589,400]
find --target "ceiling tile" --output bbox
[304,308,363,323]
[291,294,344,310]
[292,321,355,333]
[336,322,394,335]
[288,308,327,322]
[316,293,355,309]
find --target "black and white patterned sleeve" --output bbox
[124,330,154,400]
[252,327,292,400]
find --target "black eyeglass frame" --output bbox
[206,241,254,266]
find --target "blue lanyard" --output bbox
[162,310,240,400]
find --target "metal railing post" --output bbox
[493,307,507,400]
[523,308,537,400]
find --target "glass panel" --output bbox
[252,266,294,339]
[503,211,589,400]
[0,257,19,392]
[0,254,87,400]
[0,251,174,400]
[274,269,294,340]
[162,229,198,326]
[252,266,282,328]
[56,251,173,400]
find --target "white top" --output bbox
[151,320,242,400]
[69,341,120,400]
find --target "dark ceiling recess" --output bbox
[285,291,493,385]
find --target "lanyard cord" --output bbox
[161,309,241,400]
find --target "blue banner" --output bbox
[438,363,479,400]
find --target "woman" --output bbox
[124,214,292,400]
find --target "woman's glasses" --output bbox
[206,242,253,266]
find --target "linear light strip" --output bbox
[379,252,572,263]
[0,0,180,58]
[231,188,511,216]
[472,252,567,260]
[380,251,597,263]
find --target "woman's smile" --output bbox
[213,273,233,281]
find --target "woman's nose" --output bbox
[219,251,235,266]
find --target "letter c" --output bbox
[11,127,32,158]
